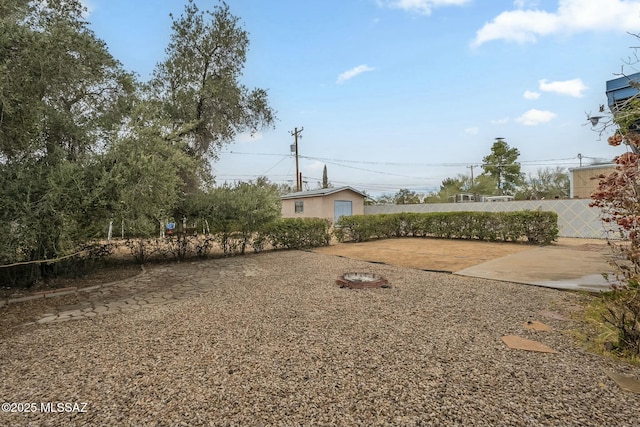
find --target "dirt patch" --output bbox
[312,237,610,272]
[312,238,535,272]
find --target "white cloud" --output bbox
[464,127,479,135]
[539,78,587,97]
[305,160,326,172]
[491,117,510,125]
[337,65,375,84]
[523,90,541,100]
[472,0,640,47]
[516,109,556,126]
[379,0,471,15]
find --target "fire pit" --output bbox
[336,272,390,289]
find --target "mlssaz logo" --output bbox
[40,402,88,413]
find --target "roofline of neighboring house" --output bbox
[281,186,366,200]
[568,163,616,172]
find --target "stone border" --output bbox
[0,265,146,307]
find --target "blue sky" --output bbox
[86,0,640,196]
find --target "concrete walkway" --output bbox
[456,240,617,292]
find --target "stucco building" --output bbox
[281,186,365,222]
[569,163,616,199]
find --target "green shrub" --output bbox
[262,218,331,250]
[334,210,558,244]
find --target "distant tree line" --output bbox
[373,139,570,205]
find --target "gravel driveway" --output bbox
[1,250,638,426]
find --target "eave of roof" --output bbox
[281,186,366,200]
[568,163,616,172]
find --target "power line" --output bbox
[301,157,435,180]
[222,151,285,157]
[216,151,597,193]
[260,155,290,176]
[220,150,590,168]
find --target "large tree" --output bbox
[103,101,199,238]
[0,0,278,287]
[437,177,464,202]
[0,0,134,265]
[149,0,275,176]
[0,0,134,162]
[481,139,523,195]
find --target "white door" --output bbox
[334,200,352,222]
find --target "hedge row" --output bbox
[334,211,558,244]
[261,217,332,250]
[124,217,333,262]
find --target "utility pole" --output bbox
[494,137,506,195]
[290,127,303,191]
[467,164,478,202]
[467,165,476,186]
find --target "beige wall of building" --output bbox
[570,164,616,199]
[281,188,365,221]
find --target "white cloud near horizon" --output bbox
[472,0,640,47]
[379,0,471,15]
[523,90,541,100]
[337,65,375,84]
[464,127,479,135]
[539,78,587,97]
[516,109,556,126]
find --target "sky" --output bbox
[85,0,640,196]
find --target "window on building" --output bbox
[294,201,304,213]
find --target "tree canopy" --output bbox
[0,0,134,162]
[0,0,276,272]
[0,0,135,263]
[481,139,523,195]
[393,188,421,204]
[149,0,275,168]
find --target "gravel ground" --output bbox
[1,250,639,427]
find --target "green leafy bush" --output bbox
[334,211,558,244]
[262,218,331,250]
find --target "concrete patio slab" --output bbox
[455,244,616,292]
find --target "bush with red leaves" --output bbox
[590,133,640,356]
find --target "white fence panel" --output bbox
[364,199,607,239]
